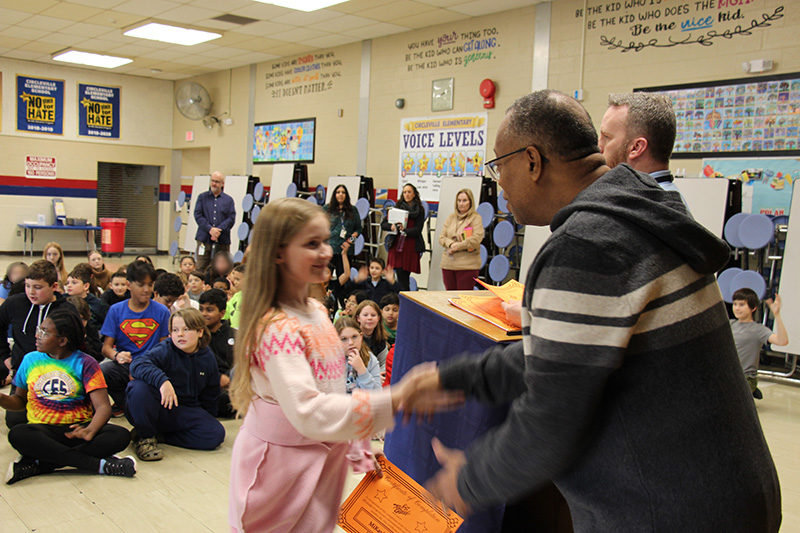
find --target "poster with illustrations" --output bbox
[703,157,799,217]
[398,113,487,202]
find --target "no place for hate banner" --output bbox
[17,75,64,135]
[78,83,121,139]
[398,113,488,202]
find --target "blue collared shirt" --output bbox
[194,190,236,244]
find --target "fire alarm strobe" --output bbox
[480,79,495,109]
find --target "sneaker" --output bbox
[5,456,45,485]
[135,437,164,461]
[111,405,125,418]
[753,388,763,400]
[102,455,137,477]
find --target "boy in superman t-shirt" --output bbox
[100,261,169,413]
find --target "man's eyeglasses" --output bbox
[483,146,548,182]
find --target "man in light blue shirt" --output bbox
[599,93,689,207]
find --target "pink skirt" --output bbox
[228,398,374,533]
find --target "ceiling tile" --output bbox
[77,38,127,52]
[110,43,166,55]
[415,0,469,6]
[229,36,289,51]
[230,19,294,36]
[234,51,280,63]
[356,1,437,22]
[3,49,46,60]
[69,0,128,8]
[307,14,373,32]
[341,22,409,39]
[204,59,248,70]
[391,7,469,28]
[0,46,11,55]
[261,42,315,57]
[302,33,360,49]
[190,0,252,10]
[140,48,186,60]
[229,3,293,20]
[82,10,145,28]
[157,4,223,24]
[17,14,76,32]
[114,0,181,17]
[155,71,189,80]
[17,40,59,54]
[328,0,395,14]
[172,53,217,66]
[196,18,242,31]
[0,8,33,25]
[38,32,88,46]
[39,2,104,22]
[450,0,539,16]
[200,46,247,59]
[269,8,342,27]
[0,35,28,48]
[0,26,50,41]
[268,27,327,42]
[60,21,117,37]
[0,0,59,15]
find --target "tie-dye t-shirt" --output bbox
[13,351,106,425]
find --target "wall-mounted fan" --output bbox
[175,81,213,121]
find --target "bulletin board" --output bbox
[637,72,800,158]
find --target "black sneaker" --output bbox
[102,455,137,477]
[753,388,763,400]
[111,405,125,418]
[5,456,45,485]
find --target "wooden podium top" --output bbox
[400,290,522,344]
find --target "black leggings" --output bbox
[8,423,131,472]
[393,267,411,292]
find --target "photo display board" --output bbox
[253,118,315,164]
[637,72,800,158]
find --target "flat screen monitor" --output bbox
[253,118,316,164]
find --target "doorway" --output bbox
[96,162,160,253]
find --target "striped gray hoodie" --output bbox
[439,164,780,532]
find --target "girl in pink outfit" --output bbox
[228,198,436,533]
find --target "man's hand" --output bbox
[209,227,222,241]
[425,438,472,517]
[392,362,464,424]
[501,300,522,329]
[160,381,178,409]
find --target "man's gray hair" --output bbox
[608,92,676,164]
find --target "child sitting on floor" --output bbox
[354,300,389,372]
[126,308,225,461]
[353,257,400,305]
[0,308,134,484]
[65,264,108,331]
[100,271,130,307]
[731,289,789,399]
[380,293,399,347]
[199,289,237,418]
[335,317,382,392]
[66,296,103,362]
[187,270,205,302]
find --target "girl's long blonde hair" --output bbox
[43,242,68,284]
[454,188,476,218]
[334,316,370,367]
[229,198,325,415]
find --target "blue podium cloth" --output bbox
[384,294,511,532]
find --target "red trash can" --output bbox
[99,218,127,254]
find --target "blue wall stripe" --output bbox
[0,186,97,199]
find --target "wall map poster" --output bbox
[639,73,800,156]
[17,75,64,135]
[398,113,487,202]
[78,83,121,139]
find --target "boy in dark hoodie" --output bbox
[198,289,236,417]
[100,271,130,307]
[0,260,75,427]
[126,308,224,461]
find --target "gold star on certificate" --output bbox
[415,521,428,533]
[374,489,388,503]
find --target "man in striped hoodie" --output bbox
[417,90,781,531]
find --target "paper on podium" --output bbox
[338,455,464,533]
[448,294,519,332]
[475,279,524,303]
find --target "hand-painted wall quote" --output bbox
[265,51,342,99]
[403,27,500,72]
[574,0,785,52]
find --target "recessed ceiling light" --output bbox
[124,22,221,46]
[53,50,132,69]
[253,0,348,12]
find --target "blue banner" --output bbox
[78,83,121,139]
[17,75,64,135]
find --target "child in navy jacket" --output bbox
[125,308,224,461]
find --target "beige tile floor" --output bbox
[1,254,800,531]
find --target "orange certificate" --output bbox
[475,278,524,303]
[338,456,464,533]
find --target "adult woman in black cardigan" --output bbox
[382,183,426,291]
[324,184,361,282]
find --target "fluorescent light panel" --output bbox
[124,22,221,46]
[253,0,348,12]
[53,50,132,68]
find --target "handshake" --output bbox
[389,362,464,424]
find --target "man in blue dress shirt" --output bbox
[194,171,236,272]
